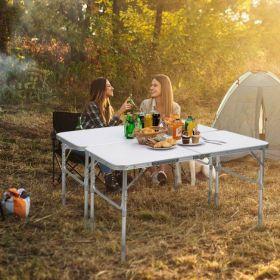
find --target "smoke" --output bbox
[0,53,38,102]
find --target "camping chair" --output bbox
[51,111,84,184]
[51,111,105,186]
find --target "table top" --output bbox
[56,124,216,151]
[85,129,268,170]
[56,126,125,151]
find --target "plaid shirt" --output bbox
[81,101,120,129]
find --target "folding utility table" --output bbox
[56,124,217,219]
[85,129,268,261]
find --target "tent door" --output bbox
[259,101,266,140]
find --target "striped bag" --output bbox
[1,188,30,218]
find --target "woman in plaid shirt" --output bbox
[81,77,132,192]
[82,77,132,129]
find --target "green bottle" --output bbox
[128,94,136,107]
[135,114,142,130]
[184,115,193,133]
[75,116,83,130]
[125,113,135,139]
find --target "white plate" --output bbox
[177,139,205,146]
[148,145,177,150]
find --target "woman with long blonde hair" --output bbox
[140,74,181,186]
[140,74,180,119]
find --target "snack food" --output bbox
[192,135,200,144]
[142,127,155,135]
[182,135,191,144]
[152,138,176,148]
[166,138,177,145]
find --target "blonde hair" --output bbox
[89,77,114,125]
[153,74,174,117]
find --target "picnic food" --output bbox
[192,135,200,144]
[152,138,177,149]
[135,126,167,144]
[166,138,177,145]
[182,134,191,144]
[142,127,155,135]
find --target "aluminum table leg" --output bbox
[121,170,128,262]
[208,157,213,205]
[62,143,66,205]
[214,156,220,207]
[84,151,89,220]
[258,148,265,227]
[90,159,96,229]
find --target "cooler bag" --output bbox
[1,188,30,218]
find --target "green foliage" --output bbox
[2,0,280,108]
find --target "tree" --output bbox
[0,0,10,54]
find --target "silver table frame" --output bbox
[87,145,267,262]
[57,126,268,262]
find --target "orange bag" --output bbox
[1,188,30,218]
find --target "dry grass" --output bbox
[0,104,280,280]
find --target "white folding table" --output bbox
[85,129,268,262]
[56,124,216,219]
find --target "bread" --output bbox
[142,127,155,135]
[162,141,172,148]
[154,141,163,148]
[166,138,177,146]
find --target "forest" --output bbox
[1,0,280,110]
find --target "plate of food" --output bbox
[149,145,177,150]
[147,138,177,150]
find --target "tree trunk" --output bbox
[0,0,10,54]
[153,3,163,41]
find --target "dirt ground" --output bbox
[0,105,279,280]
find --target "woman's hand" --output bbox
[117,98,133,116]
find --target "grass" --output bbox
[0,103,280,280]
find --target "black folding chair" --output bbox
[51,111,104,186]
[51,111,84,184]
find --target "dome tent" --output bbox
[212,71,280,160]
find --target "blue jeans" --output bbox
[71,150,111,174]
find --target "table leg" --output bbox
[214,156,220,207]
[90,158,96,229]
[258,148,265,227]
[208,157,213,205]
[121,170,128,263]
[84,151,89,221]
[174,162,182,190]
[61,143,66,205]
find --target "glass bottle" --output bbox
[75,116,83,130]
[127,94,137,112]
[172,118,184,140]
[187,118,197,136]
[184,115,193,133]
[125,113,135,139]
[135,114,142,131]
